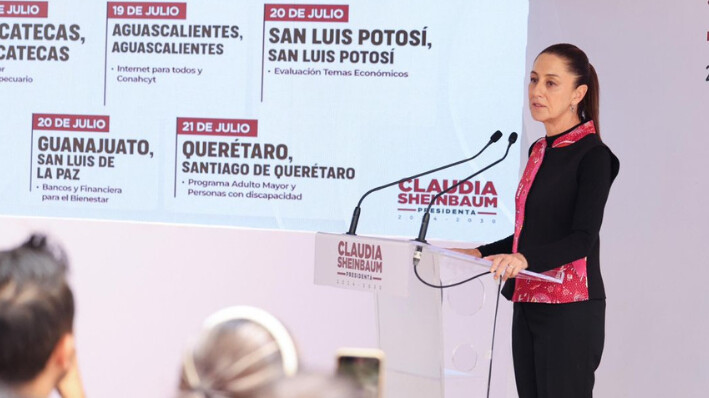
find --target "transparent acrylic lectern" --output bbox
[314,232,560,398]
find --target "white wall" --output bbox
[2,1,707,397]
[0,219,378,397]
[0,217,515,398]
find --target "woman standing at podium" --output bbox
[456,44,619,398]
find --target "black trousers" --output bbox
[512,300,605,398]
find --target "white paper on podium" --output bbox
[423,245,563,284]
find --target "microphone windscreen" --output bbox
[490,130,503,142]
[508,132,518,144]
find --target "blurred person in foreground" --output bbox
[0,235,85,398]
[177,306,298,398]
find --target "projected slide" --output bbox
[0,0,528,241]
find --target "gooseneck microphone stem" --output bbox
[415,133,517,243]
[346,131,502,235]
[412,133,518,288]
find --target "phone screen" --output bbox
[336,355,381,398]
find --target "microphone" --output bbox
[346,130,503,235]
[413,133,517,264]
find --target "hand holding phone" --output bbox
[336,348,385,398]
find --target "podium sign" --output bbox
[314,232,412,297]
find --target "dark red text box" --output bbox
[265,4,348,22]
[107,2,186,20]
[0,1,48,18]
[177,118,258,137]
[33,114,110,133]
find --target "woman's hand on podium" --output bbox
[449,248,482,258]
[486,253,528,281]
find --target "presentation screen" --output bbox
[0,0,528,242]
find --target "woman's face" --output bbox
[528,53,587,133]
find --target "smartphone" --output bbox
[335,348,385,398]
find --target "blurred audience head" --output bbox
[0,234,76,397]
[178,306,298,398]
[259,373,364,398]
